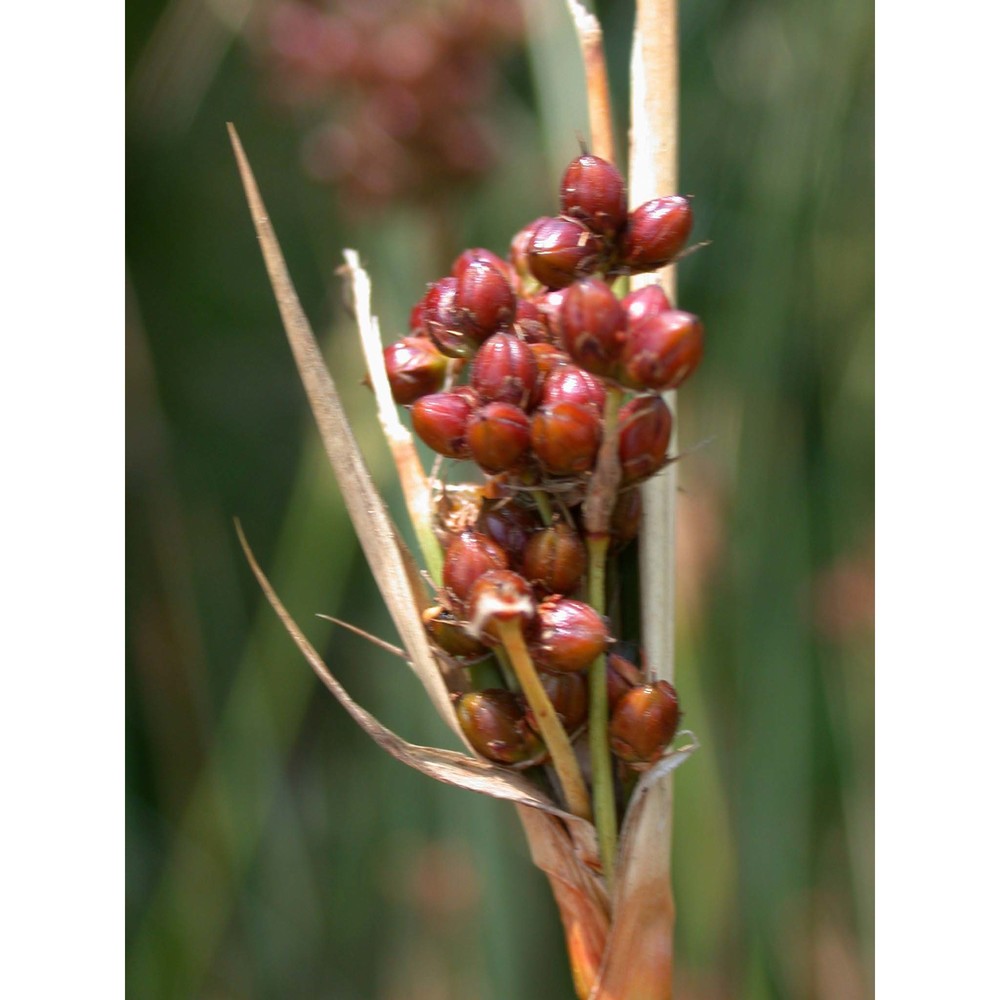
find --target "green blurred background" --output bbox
[126,1,873,997]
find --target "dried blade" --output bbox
[228,124,462,745]
[589,739,698,1000]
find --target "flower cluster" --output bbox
[251,0,523,212]
[383,153,700,781]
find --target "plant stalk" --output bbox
[628,1,681,996]
[495,619,592,821]
[564,0,615,163]
[582,384,625,886]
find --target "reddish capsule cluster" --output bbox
[251,0,524,214]
[381,152,695,771]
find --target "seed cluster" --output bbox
[385,153,698,778]
[253,0,524,213]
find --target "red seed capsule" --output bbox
[533,287,570,343]
[420,276,476,358]
[530,401,602,476]
[442,529,508,611]
[422,605,489,660]
[609,680,681,766]
[623,196,693,272]
[410,387,477,459]
[454,256,516,344]
[455,689,545,765]
[476,501,541,569]
[467,402,532,474]
[527,216,604,289]
[470,332,538,407]
[560,153,629,239]
[539,365,607,413]
[619,310,704,391]
[605,652,645,711]
[621,283,673,328]
[527,343,567,409]
[509,217,547,288]
[513,296,551,344]
[528,596,610,673]
[559,276,627,377]
[466,569,536,641]
[617,394,673,484]
[521,521,587,596]
[382,336,448,405]
[451,247,512,283]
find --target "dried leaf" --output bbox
[517,805,610,1000]
[590,740,698,1000]
[227,124,460,745]
[339,249,442,584]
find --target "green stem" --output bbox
[496,619,592,821]
[530,487,554,526]
[587,532,618,886]
[580,382,626,886]
[492,646,520,693]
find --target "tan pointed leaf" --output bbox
[237,522,600,834]
[516,805,610,1000]
[339,249,442,583]
[227,123,461,745]
[589,740,698,1000]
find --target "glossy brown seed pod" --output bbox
[525,671,589,735]
[470,331,538,407]
[454,256,516,344]
[382,335,448,405]
[559,153,628,239]
[419,276,476,358]
[526,343,567,409]
[521,521,587,596]
[558,276,627,377]
[466,569,536,641]
[467,401,532,474]
[513,296,551,344]
[621,283,673,328]
[530,401,602,476]
[538,365,607,414]
[422,605,489,660]
[527,216,605,289]
[533,287,569,343]
[622,196,693,273]
[608,680,681,766]
[455,689,545,765]
[605,652,645,711]
[410,387,477,459]
[509,216,547,288]
[451,246,512,283]
[528,597,610,674]
[475,501,541,569]
[618,310,704,392]
[442,529,508,612]
[617,394,673,484]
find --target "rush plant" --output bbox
[231,2,699,996]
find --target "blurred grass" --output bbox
[126,1,873,997]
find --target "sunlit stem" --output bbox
[492,646,520,693]
[581,384,624,884]
[532,489,554,527]
[586,532,617,886]
[495,619,592,821]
